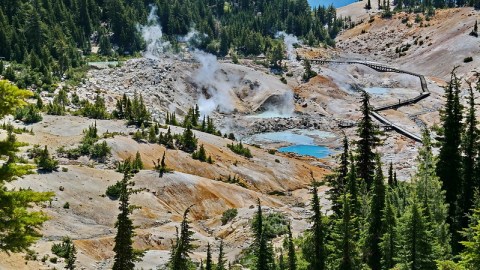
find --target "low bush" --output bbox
[14,104,43,124]
[106,181,122,199]
[221,208,238,225]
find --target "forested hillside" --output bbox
[0,0,345,89]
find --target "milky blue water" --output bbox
[246,130,335,145]
[278,145,332,158]
[308,0,358,8]
[251,131,315,145]
[365,87,389,95]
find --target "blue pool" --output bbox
[364,87,389,95]
[308,0,358,8]
[278,145,332,158]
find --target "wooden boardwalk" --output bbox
[308,59,430,143]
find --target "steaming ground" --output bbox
[79,49,443,182]
[5,6,479,268]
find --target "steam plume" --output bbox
[139,6,170,59]
[275,31,300,62]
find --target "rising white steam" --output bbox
[139,6,170,59]
[192,50,235,115]
[179,28,208,48]
[275,31,301,62]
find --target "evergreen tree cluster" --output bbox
[14,103,43,124]
[77,94,110,119]
[192,144,214,164]
[248,75,480,270]
[51,237,77,270]
[0,0,350,89]
[115,151,144,174]
[34,145,59,172]
[392,0,480,12]
[436,73,480,253]
[227,142,253,158]
[113,93,151,127]
[166,106,222,137]
[58,122,111,162]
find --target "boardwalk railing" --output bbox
[307,59,430,143]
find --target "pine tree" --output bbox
[346,154,360,219]
[302,59,317,82]
[335,193,362,270]
[328,136,349,216]
[356,91,380,189]
[365,155,386,270]
[308,181,326,270]
[217,239,227,270]
[65,241,77,270]
[380,192,396,269]
[170,207,195,270]
[154,152,170,178]
[414,129,452,259]
[179,124,198,153]
[287,224,297,270]
[458,193,480,268]
[206,243,213,270]
[436,69,463,253]
[0,80,53,253]
[460,83,479,230]
[396,199,436,270]
[36,145,59,172]
[148,125,157,143]
[253,199,274,270]
[112,169,141,270]
[133,151,144,172]
[387,162,394,187]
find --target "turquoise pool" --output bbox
[278,145,332,158]
[308,0,358,8]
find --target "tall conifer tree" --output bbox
[112,169,141,270]
[436,69,463,253]
[356,91,379,189]
[365,155,386,270]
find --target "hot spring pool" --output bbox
[364,87,389,95]
[278,145,332,158]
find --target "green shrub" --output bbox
[35,146,59,172]
[14,104,43,124]
[77,95,110,119]
[192,144,212,163]
[177,125,198,153]
[63,202,70,209]
[46,102,66,115]
[252,212,288,239]
[90,141,111,161]
[221,208,238,225]
[59,123,110,162]
[227,142,253,158]
[116,153,143,174]
[51,237,73,259]
[106,181,122,200]
[464,57,473,63]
